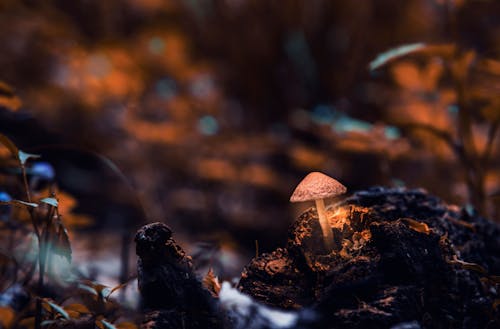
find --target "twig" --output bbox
[482,119,499,165]
[396,122,457,150]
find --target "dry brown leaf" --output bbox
[240,163,278,188]
[422,59,444,91]
[448,256,488,275]
[400,218,431,234]
[0,81,22,112]
[64,303,90,314]
[444,214,475,231]
[195,158,238,181]
[116,322,138,329]
[488,275,500,284]
[66,310,81,319]
[53,222,72,262]
[290,145,327,169]
[202,268,221,297]
[391,61,423,91]
[19,316,35,329]
[0,306,15,328]
[451,50,476,81]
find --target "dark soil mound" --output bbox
[238,187,500,329]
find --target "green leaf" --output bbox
[101,320,117,329]
[41,320,58,327]
[101,287,112,299]
[0,134,41,166]
[53,223,72,262]
[44,300,70,320]
[10,200,38,208]
[369,43,426,71]
[18,150,40,166]
[92,283,109,299]
[40,197,58,207]
[369,43,457,71]
[0,133,19,157]
[77,283,98,296]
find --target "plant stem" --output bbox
[119,231,130,301]
[35,297,42,329]
[315,199,335,252]
[21,163,43,329]
[455,61,488,215]
[483,119,499,165]
[20,163,44,329]
[20,164,40,239]
[20,164,32,203]
[397,122,456,150]
[35,207,54,329]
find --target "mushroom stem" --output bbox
[315,198,335,252]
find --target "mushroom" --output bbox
[290,172,347,252]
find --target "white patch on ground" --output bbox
[219,281,299,329]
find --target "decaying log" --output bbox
[135,222,223,329]
[136,188,500,329]
[239,187,500,328]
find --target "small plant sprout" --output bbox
[290,172,347,252]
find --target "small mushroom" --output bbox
[290,172,347,252]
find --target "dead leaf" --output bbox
[443,214,475,231]
[0,81,22,112]
[391,61,423,91]
[488,275,500,284]
[0,133,19,158]
[0,306,15,328]
[400,218,431,234]
[66,310,81,319]
[451,50,476,81]
[107,282,129,299]
[64,303,90,314]
[116,322,138,329]
[52,221,72,262]
[202,268,221,297]
[448,255,488,275]
[19,316,35,329]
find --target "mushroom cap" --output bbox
[290,171,347,202]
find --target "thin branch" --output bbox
[396,122,457,150]
[482,119,500,165]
